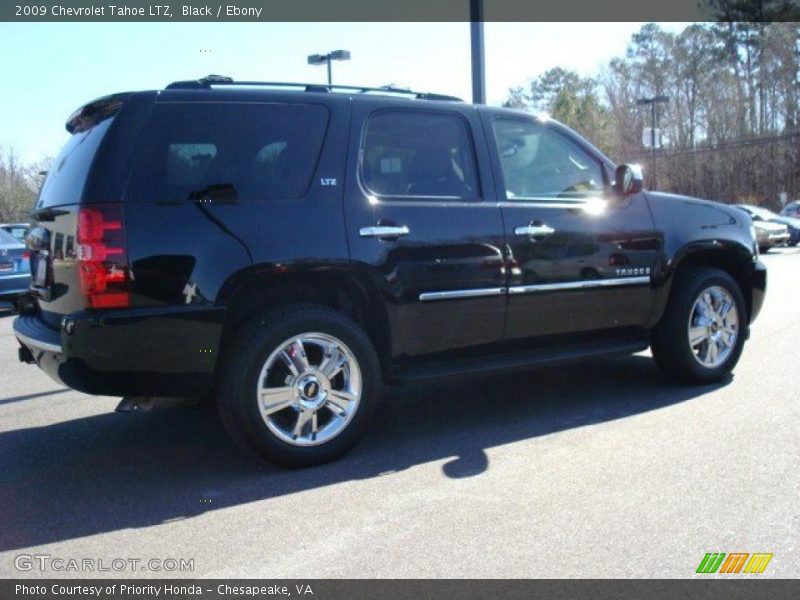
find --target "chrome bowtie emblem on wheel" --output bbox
[688,286,739,368]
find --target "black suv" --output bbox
[14,77,766,466]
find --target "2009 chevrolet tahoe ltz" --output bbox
[14,76,766,466]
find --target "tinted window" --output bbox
[127,103,329,202]
[492,118,603,200]
[362,111,479,199]
[36,118,114,208]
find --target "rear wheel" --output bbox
[651,267,747,385]
[216,305,381,467]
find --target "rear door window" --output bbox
[126,103,329,202]
[361,110,480,200]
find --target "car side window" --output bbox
[361,110,479,200]
[127,103,329,202]
[492,117,604,201]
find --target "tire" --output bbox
[216,305,381,467]
[651,267,747,385]
[759,245,769,253]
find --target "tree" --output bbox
[504,68,613,154]
[505,22,800,205]
[0,146,46,222]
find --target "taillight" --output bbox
[77,203,130,309]
[22,251,30,259]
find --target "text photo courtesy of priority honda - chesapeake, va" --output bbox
[0,1,798,597]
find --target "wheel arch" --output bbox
[216,265,392,377]
[649,242,756,327]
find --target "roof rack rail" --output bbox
[165,75,463,102]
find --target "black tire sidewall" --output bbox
[218,307,381,466]
[659,268,747,384]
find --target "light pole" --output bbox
[637,95,669,189]
[470,0,485,104]
[307,50,351,86]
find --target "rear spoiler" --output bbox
[65,92,134,134]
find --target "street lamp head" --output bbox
[653,95,670,104]
[329,50,351,61]
[308,50,351,65]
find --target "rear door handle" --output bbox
[514,224,555,237]
[359,225,410,239]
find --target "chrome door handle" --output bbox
[514,224,555,237]
[359,225,410,238]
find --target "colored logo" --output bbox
[696,552,773,574]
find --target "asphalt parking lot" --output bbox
[0,248,798,579]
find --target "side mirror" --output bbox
[613,164,644,197]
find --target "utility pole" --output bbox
[637,95,669,189]
[470,0,485,104]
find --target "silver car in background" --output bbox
[733,205,790,252]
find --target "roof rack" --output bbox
[165,75,462,102]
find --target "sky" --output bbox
[0,22,690,163]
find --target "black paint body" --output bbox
[15,88,767,396]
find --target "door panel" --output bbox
[344,102,506,358]
[502,199,659,339]
[482,111,660,340]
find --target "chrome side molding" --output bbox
[508,276,650,295]
[419,287,507,302]
[419,276,650,301]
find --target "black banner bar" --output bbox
[0,0,736,23]
[3,580,800,600]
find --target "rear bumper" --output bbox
[13,305,225,396]
[769,232,791,244]
[750,260,767,323]
[0,272,31,298]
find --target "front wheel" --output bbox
[651,267,747,385]
[216,306,382,467]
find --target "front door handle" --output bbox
[359,225,410,239]
[514,224,555,237]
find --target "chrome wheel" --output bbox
[687,286,739,368]
[256,332,362,447]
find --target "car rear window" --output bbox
[0,229,21,245]
[36,118,115,209]
[2,226,28,242]
[125,102,329,202]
